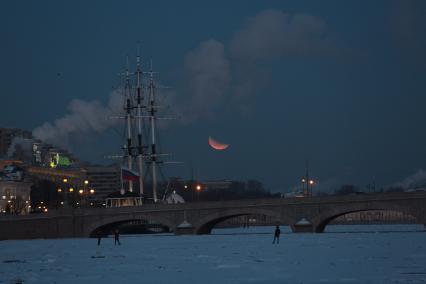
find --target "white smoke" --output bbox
[393,169,426,189]
[32,90,122,147]
[7,137,33,160]
[178,9,338,119]
[230,10,330,61]
[181,39,231,122]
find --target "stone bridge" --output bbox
[0,192,425,240]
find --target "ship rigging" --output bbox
[108,53,174,204]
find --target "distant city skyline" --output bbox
[1,0,426,193]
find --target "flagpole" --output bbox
[120,167,124,193]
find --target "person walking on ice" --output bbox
[273,225,281,244]
[97,232,102,246]
[114,229,121,245]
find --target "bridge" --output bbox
[0,192,425,240]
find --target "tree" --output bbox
[334,185,360,195]
[30,179,60,209]
[386,186,404,193]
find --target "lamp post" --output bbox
[301,177,307,196]
[196,184,201,201]
[78,180,94,207]
[301,160,315,197]
[58,177,70,209]
[309,179,315,196]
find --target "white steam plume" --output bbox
[32,90,122,147]
[230,9,331,61]
[7,137,33,159]
[173,9,340,121]
[393,169,426,189]
[181,39,231,122]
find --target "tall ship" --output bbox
[106,54,174,207]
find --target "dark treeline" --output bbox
[316,184,410,197]
[159,179,280,202]
[30,179,82,210]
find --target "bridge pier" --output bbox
[175,227,195,235]
[174,220,196,235]
[292,224,315,233]
[291,217,316,233]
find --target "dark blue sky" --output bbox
[1,0,426,193]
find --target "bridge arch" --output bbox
[192,208,292,234]
[311,202,422,233]
[85,213,176,237]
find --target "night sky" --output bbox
[1,0,426,193]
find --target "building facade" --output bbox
[0,181,32,214]
[85,166,121,205]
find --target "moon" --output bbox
[208,136,229,151]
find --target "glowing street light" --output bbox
[196,185,202,191]
[301,177,307,196]
[301,161,316,197]
[84,180,89,185]
[69,188,74,193]
[89,189,95,194]
[63,178,68,183]
[57,188,62,193]
[78,189,84,194]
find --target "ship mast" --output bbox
[148,64,158,202]
[124,56,134,192]
[135,51,144,196]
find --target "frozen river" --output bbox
[1,225,425,283]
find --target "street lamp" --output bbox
[301,177,307,196]
[76,187,95,207]
[309,179,315,196]
[195,184,202,201]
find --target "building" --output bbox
[0,128,32,158]
[0,181,32,214]
[198,180,233,190]
[27,165,121,206]
[85,165,121,205]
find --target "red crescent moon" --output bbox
[208,136,229,150]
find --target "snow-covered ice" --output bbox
[0,225,425,283]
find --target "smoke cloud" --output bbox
[230,9,330,61]
[393,169,426,189]
[178,9,336,120]
[181,39,231,121]
[7,137,33,160]
[33,90,122,147]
